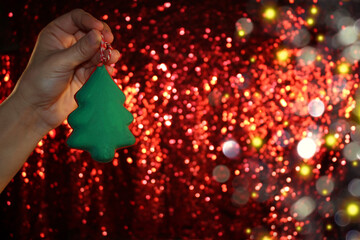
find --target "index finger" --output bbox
[52,9,103,34]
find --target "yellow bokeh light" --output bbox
[238,30,245,37]
[326,224,332,230]
[126,157,133,164]
[262,236,271,240]
[299,164,312,176]
[245,228,251,234]
[325,134,337,147]
[317,34,324,42]
[310,6,318,15]
[353,161,358,167]
[204,83,211,91]
[252,137,263,148]
[277,49,289,62]
[280,98,287,107]
[296,226,302,232]
[264,7,276,20]
[346,202,360,217]
[338,63,350,74]
[307,18,314,25]
[211,76,218,85]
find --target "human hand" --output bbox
[12,9,120,133]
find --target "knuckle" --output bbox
[77,42,88,58]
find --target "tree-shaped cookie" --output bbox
[67,65,135,163]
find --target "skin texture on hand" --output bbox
[14,8,120,132]
[0,9,120,193]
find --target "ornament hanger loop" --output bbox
[100,35,112,64]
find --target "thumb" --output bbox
[60,29,101,69]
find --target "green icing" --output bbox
[67,65,136,163]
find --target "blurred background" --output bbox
[2,0,360,239]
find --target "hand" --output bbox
[12,9,120,133]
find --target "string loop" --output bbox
[100,35,112,63]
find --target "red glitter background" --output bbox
[1,0,360,239]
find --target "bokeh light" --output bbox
[291,196,316,220]
[308,99,325,117]
[338,63,350,74]
[310,6,318,15]
[346,230,360,240]
[297,46,317,65]
[326,224,333,231]
[317,34,324,42]
[231,187,250,206]
[306,18,315,26]
[337,26,358,47]
[235,18,254,37]
[346,202,360,217]
[276,49,289,62]
[343,43,360,63]
[222,140,241,159]
[297,138,317,159]
[251,137,263,149]
[212,165,231,183]
[348,179,360,197]
[263,7,276,20]
[325,134,337,147]
[299,164,312,177]
[316,176,334,196]
[343,142,360,161]
[335,210,351,227]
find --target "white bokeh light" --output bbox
[333,10,352,28]
[291,196,316,220]
[222,140,241,159]
[297,137,317,159]
[347,230,360,240]
[338,16,354,29]
[308,99,325,117]
[292,28,311,47]
[235,18,254,36]
[231,187,250,206]
[337,26,358,46]
[348,178,360,197]
[342,42,360,63]
[335,210,350,227]
[316,176,335,196]
[354,18,360,31]
[212,165,231,183]
[343,142,360,161]
[297,46,316,65]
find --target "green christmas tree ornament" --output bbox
[67,65,135,162]
[67,38,135,162]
